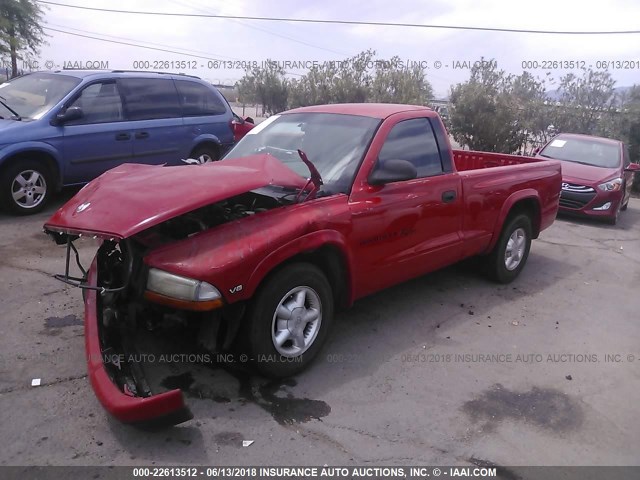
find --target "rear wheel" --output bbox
[244,263,333,377]
[189,145,220,164]
[486,214,532,283]
[0,160,53,215]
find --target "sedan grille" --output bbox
[561,182,596,193]
[559,183,597,210]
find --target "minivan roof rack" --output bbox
[110,70,201,79]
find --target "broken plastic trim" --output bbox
[51,234,132,295]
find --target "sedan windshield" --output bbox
[224,112,381,194]
[0,72,81,120]
[540,136,621,168]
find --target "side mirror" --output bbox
[625,163,640,172]
[369,159,418,185]
[244,116,254,124]
[54,106,83,125]
[532,147,541,155]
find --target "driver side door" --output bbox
[349,116,463,298]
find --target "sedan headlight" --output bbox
[145,268,222,310]
[598,177,623,192]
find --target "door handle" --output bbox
[441,190,457,203]
[115,132,130,141]
[135,131,149,139]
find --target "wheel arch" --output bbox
[189,135,222,158]
[0,146,63,190]
[486,190,541,253]
[246,231,355,310]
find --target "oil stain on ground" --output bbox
[44,314,83,328]
[463,383,583,433]
[161,368,331,425]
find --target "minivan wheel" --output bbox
[0,160,52,215]
[245,263,333,378]
[190,145,219,164]
[486,213,532,284]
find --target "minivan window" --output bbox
[67,81,124,124]
[175,80,227,116]
[119,78,181,120]
[0,72,80,120]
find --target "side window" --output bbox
[376,118,443,178]
[175,80,227,116]
[119,78,181,120]
[67,81,123,124]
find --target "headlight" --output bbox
[146,268,222,310]
[598,177,623,192]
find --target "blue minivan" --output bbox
[0,70,235,214]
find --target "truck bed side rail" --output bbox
[453,150,540,171]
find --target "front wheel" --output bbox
[0,160,53,215]
[189,145,219,164]
[486,214,532,283]
[245,263,333,377]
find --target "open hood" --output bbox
[44,154,307,239]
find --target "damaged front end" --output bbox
[43,155,308,426]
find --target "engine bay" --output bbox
[133,188,293,246]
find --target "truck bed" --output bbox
[453,149,539,171]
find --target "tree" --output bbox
[288,50,375,108]
[449,59,522,153]
[236,60,288,115]
[370,56,433,105]
[552,69,617,136]
[0,0,46,78]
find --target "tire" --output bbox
[486,214,533,284]
[0,160,53,215]
[189,145,220,164]
[606,200,622,225]
[621,189,628,211]
[244,263,333,377]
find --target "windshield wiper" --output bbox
[0,95,21,121]
[296,149,323,202]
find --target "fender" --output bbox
[189,133,225,153]
[485,188,541,253]
[244,229,356,305]
[0,141,64,187]
[0,141,63,167]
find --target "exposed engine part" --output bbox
[133,190,289,245]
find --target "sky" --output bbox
[23,0,640,98]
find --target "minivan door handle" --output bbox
[441,190,457,203]
[115,132,131,141]
[135,131,149,139]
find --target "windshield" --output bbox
[540,136,621,168]
[224,112,381,194]
[0,73,81,120]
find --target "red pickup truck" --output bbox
[44,103,561,426]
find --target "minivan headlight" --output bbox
[145,268,222,310]
[598,177,622,192]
